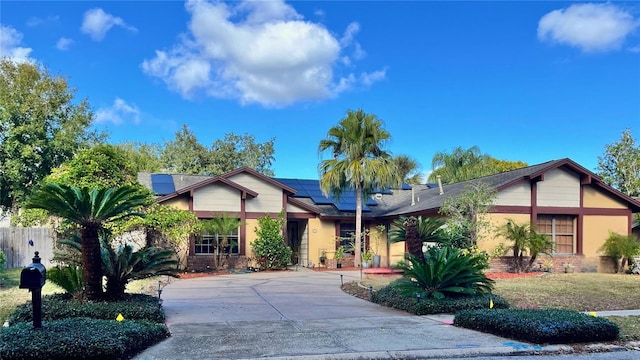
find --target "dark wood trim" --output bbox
[491,206,631,216]
[530,181,537,224]
[492,206,532,214]
[334,220,340,250]
[288,197,321,214]
[188,196,193,212]
[240,198,246,256]
[287,213,316,219]
[577,214,583,254]
[195,211,242,218]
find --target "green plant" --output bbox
[393,246,494,299]
[599,231,640,273]
[199,213,243,269]
[454,308,619,344]
[46,265,84,297]
[371,283,508,315]
[334,246,345,263]
[498,219,552,273]
[0,317,169,360]
[362,249,373,262]
[0,249,5,271]
[489,242,508,260]
[251,212,292,270]
[8,293,165,324]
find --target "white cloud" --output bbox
[142,0,384,107]
[56,37,73,51]
[538,3,640,52]
[0,25,33,63]
[26,15,59,27]
[95,98,141,125]
[81,8,137,41]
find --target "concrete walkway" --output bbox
[134,269,569,360]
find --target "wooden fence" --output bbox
[0,228,55,269]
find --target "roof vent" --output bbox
[437,175,444,195]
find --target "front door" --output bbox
[287,221,300,264]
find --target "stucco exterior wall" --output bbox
[227,173,283,213]
[480,213,531,256]
[537,168,580,207]
[583,186,626,209]
[495,181,531,206]
[162,197,189,210]
[193,184,240,212]
[307,217,337,267]
[582,215,629,258]
[244,219,260,263]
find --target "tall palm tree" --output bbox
[319,109,401,266]
[429,146,489,184]
[393,155,423,184]
[25,184,147,300]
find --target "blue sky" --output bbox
[2,1,639,180]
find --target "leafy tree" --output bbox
[160,125,276,176]
[599,231,640,273]
[393,155,423,184]
[498,219,553,273]
[597,129,640,197]
[200,213,243,269]
[210,133,276,176]
[439,181,497,248]
[428,146,527,184]
[318,109,401,266]
[25,184,147,300]
[0,59,103,213]
[116,142,163,173]
[251,212,292,270]
[393,246,494,299]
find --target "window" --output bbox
[338,223,355,251]
[537,215,575,254]
[195,228,239,255]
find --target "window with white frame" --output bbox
[536,215,575,254]
[195,228,239,255]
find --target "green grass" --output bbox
[608,316,640,341]
[0,268,165,324]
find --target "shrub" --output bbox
[393,246,494,299]
[0,248,6,270]
[371,282,509,315]
[599,231,640,273]
[251,212,292,270]
[0,317,169,360]
[454,309,619,344]
[8,293,164,325]
[46,265,83,297]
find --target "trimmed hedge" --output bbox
[454,309,620,344]
[0,317,169,360]
[8,293,164,325]
[371,284,509,315]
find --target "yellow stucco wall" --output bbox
[479,213,530,255]
[307,218,337,266]
[583,186,626,209]
[582,215,629,258]
[244,219,259,263]
[162,197,189,210]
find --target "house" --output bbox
[139,158,640,273]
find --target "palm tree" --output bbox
[429,146,489,184]
[498,219,552,273]
[318,109,401,266]
[200,213,242,269]
[25,184,147,300]
[393,155,423,184]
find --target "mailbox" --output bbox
[19,251,46,289]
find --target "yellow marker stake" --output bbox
[589,312,597,317]
[116,313,124,322]
[489,299,494,309]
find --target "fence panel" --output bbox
[0,228,55,269]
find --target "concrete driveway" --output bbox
[134,269,557,360]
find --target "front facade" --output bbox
[139,158,640,273]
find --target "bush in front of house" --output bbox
[371,282,509,315]
[0,317,169,360]
[454,308,619,344]
[8,293,164,325]
[251,212,292,270]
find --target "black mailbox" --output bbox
[19,251,46,289]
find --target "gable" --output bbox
[227,172,283,212]
[495,181,531,206]
[537,168,580,207]
[193,183,241,212]
[583,185,627,209]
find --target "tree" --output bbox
[498,219,553,273]
[25,184,147,300]
[599,231,640,273]
[251,212,292,270]
[439,181,497,248]
[200,213,243,269]
[318,109,401,266]
[393,155,423,184]
[597,129,640,197]
[0,59,103,213]
[388,216,447,261]
[428,146,527,184]
[116,142,163,174]
[161,125,211,174]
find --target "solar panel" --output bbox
[274,177,379,211]
[151,174,175,195]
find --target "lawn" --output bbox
[0,268,165,324]
[354,272,640,342]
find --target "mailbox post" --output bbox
[19,251,46,329]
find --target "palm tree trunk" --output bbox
[355,185,362,267]
[81,226,103,300]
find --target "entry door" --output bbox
[287,222,299,264]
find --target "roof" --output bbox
[140,158,640,218]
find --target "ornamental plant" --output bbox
[251,212,292,270]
